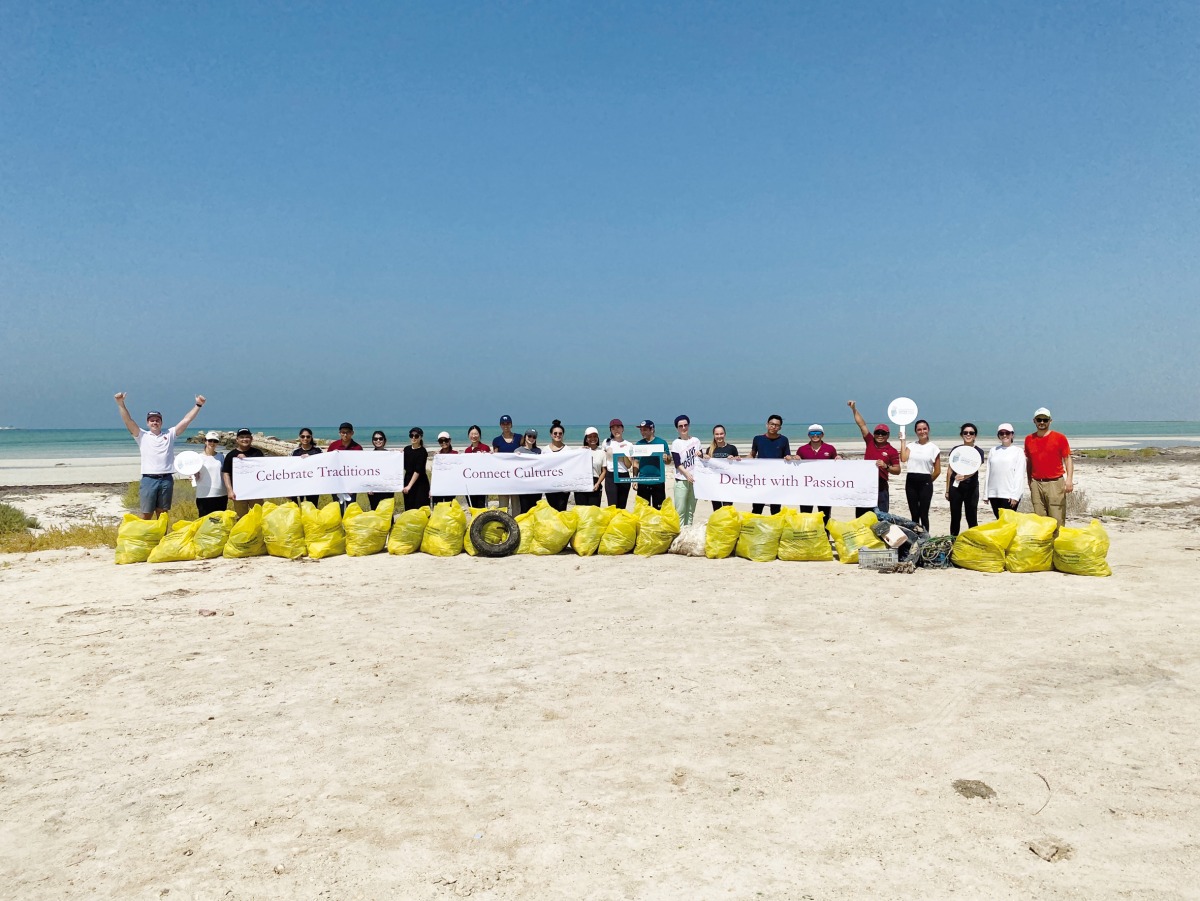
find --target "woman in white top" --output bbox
[899,418,940,530]
[603,418,633,510]
[194,431,228,518]
[985,422,1025,518]
[670,414,703,525]
[575,427,606,507]
[544,420,571,512]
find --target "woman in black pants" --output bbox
[899,419,940,531]
[946,422,985,536]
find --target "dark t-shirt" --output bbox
[949,444,985,484]
[492,434,521,453]
[403,445,429,480]
[751,434,790,459]
[635,437,669,477]
[221,446,265,476]
[711,443,739,458]
[291,446,323,457]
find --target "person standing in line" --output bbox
[986,423,1025,518]
[463,425,491,509]
[366,430,395,511]
[326,421,363,512]
[945,422,985,536]
[603,419,634,510]
[291,428,322,506]
[631,420,670,510]
[114,391,207,519]
[430,431,458,506]
[899,419,940,531]
[221,428,265,519]
[575,427,606,507]
[492,415,522,514]
[792,424,837,523]
[670,415,703,525]
[544,420,571,511]
[193,430,228,518]
[1024,407,1073,527]
[750,414,790,515]
[513,429,543,515]
[705,424,740,511]
[402,427,431,511]
[848,401,901,517]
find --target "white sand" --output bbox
[2,451,1199,898]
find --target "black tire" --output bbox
[470,510,521,558]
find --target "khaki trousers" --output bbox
[1030,477,1066,526]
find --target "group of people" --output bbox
[116,394,1076,532]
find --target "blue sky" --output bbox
[2,1,1197,428]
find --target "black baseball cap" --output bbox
[236,428,252,437]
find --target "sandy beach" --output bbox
[2,449,1199,899]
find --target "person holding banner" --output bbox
[670,415,702,525]
[575,427,606,507]
[463,425,491,509]
[945,423,984,536]
[221,428,265,518]
[750,415,790,515]
[604,419,633,510]
[514,429,543,514]
[114,391,207,519]
[492,415,521,514]
[848,401,901,517]
[705,425,740,511]
[431,431,458,505]
[544,421,571,512]
[194,431,228,518]
[793,424,837,523]
[290,428,322,506]
[632,420,669,510]
[366,431,395,511]
[402,428,431,511]
[899,419,940,531]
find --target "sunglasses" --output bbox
[808,431,822,436]
[438,438,450,443]
[206,438,218,442]
[552,431,564,437]
[997,431,1013,436]
[1035,418,1050,424]
[961,431,976,436]
[373,436,385,442]
[873,431,888,436]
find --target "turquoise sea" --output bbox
[1,422,1198,459]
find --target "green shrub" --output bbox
[0,502,39,535]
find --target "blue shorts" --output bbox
[139,474,174,514]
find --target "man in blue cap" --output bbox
[114,391,207,519]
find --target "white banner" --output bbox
[693,458,878,506]
[232,450,408,501]
[430,450,594,495]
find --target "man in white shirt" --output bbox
[115,391,207,519]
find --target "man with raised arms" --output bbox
[114,391,206,519]
[848,400,901,517]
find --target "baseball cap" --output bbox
[338,421,354,431]
[500,414,513,424]
[437,431,451,440]
[1033,407,1052,419]
[638,419,655,429]
[205,431,220,441]
[584,426,599,437]
[146,410,162,419]
[808,423,824,433]
[873,423,890,434]
[997,422,1014,434]
[524,428,538,439]
[609,418,623,428]
[236,428,252,437]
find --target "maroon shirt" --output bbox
[326,439,363,451]
[464,443,491,454]
[797,442,837,461]
[864,438,900,484]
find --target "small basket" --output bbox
[859,547,900,571]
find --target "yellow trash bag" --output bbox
[1053,519,1112,577]
[147,518,202,563]
[571,505,614,556]
[778,510,834,562]
[827,511,884,565]
[388,506,429,555]
[261,501,307,559]
[951,518,1017,573]
[634,497,681,557]
[735,511,785,562]
[194,510,236,559]
[704,506,741,559]
[115,513,169,564]
[301,501,345,559]
[345,498,393,556]
[421,500,466,556]
[598,509,638,555]
[223,504,267,558]
[527,500,576,555]
[514,509,536,554]
[999,509,1057,573]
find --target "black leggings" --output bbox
[636,483,665,510]
[467,495,488,509]
[196,496,228,518]
[712,500,732,511]
[605,473,630,509]
[752,504,782,515]
[905,473,933,531]
[574,490,602,507]
[799,504,832,522]
[546,492,569,512]
[989,497,1020,519]
[949,477,979,536]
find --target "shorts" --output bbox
[139,474,174,514]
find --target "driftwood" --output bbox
[186,430,325,457]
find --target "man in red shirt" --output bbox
[1024,407,1073,526]
[848,401,901,518]
[327,422,364,452]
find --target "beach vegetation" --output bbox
[0,502,40,534]
[1094,507,1132,519]
[0,520,119,553]
[121,482,379,521]
[1076,448,1160,459]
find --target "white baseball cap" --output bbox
[997,423,1014,434]
[584,426,599,436]
[1033,407,1052,419]
[807,423,824,433]
[437,431,451,440]
[205,431,220,441]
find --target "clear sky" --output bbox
[2,2,1197,429]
